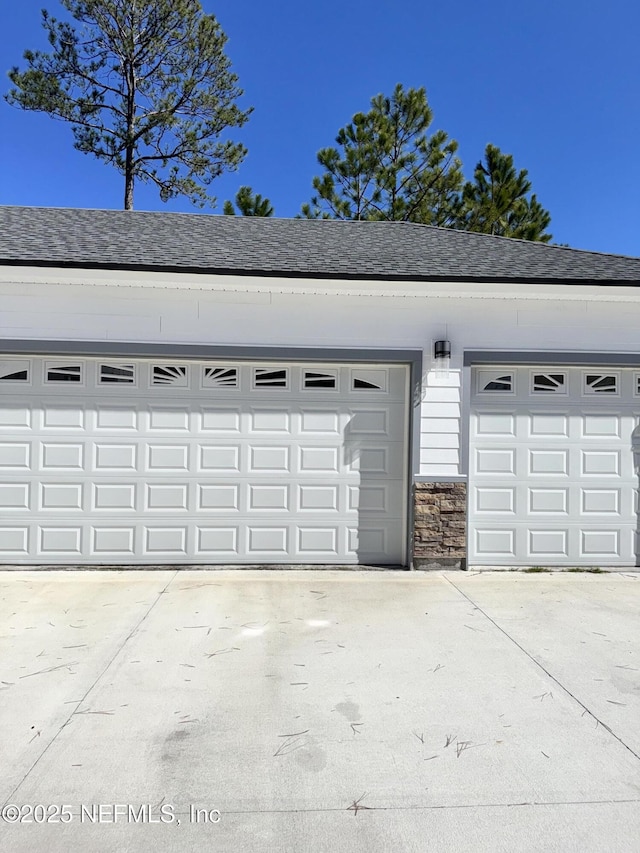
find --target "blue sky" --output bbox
[1,0,638,255]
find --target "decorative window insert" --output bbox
[477,370,514,393]
[584,373,618,395]
[253,368,288,388]
[202,366,238,388]
[351,369,387,392]
[0,360,30,382]
[531,372,566,393]
[45,363,83,383]
[303,369,338,390]
[99,364,136,385]
[152,365,188,387]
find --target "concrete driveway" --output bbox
[0,569,639,852]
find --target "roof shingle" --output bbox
[1,205,639,284]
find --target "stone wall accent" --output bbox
[413,481,467,570]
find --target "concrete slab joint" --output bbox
[413,481,467,570]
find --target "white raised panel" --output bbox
[0,406,31,428]
[148,407,190,431]
[529,414,569,437]
[196,527,238,553]
[299,446,339,473]
[582,451,619,476]
[199,408,241,432]
[147,444,189,470]
[250,446,290,472]
[248,527,288,553]
[476,488,515,513]
[476,449,515,475]
[93,484,136,510]
[529,450,568,475]
[299,485,339,510]
[40,527,81,553]
[349,528,385,554]
[42,443,83,469]
[0,484,29,509]
[348,485,387,512]
[582,414,621,438]
[145,527,187,553]
[298,528,338,553]
[300,410,340,433]
[251,409,290,432]
[475,413,515,436]
[96,406,137,430]
[199,445,240,471]
[95,444,136,470]
[0,528,28,553]
[198,485,239,510]
[43,407,84,429]
[529,489,567,514]
[249,485,289,511]
[356,449,388,474]
[581,530,620,556]
[349,410,388,434]
[146,484,188,510]
[92,528,135,553]
[528,530,568,556]
[475,529,515,556]
[40,484,83,510]
[0,443,30,468]
[581,489,620,514]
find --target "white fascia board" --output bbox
[1,264,640,303]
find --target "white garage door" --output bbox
[470,366,639,566]
[0,357,409,565]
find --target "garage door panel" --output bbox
[198,407,242,433]
[41,442,84,469]
[0,483,30,510]
[581,450,620,476]
[529,412,569,438]
[0,442,30,468]
[0,526,29,555]
[0,405,31,429]
[94,443,137,471]
[92,527,136,555]
[95,405,138,431]
[470,366,639,566]
[0,358,408,565]
[528,488,569,514]
[475,448,515,475]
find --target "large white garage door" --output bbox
[0,357,409,565]
[470,366,639,566]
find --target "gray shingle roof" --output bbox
[1,205,639,284]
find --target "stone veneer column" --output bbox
[412,482,467,570]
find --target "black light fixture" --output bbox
[434,340,451,361]
[433,339,451,379]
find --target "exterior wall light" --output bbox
[434,339,451,380]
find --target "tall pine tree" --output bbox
[6,0,251,209]
[457,144,552,242]
[301,84,463,225]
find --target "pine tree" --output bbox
[301,84,463,225]
[458,144,552,242]
[223,186,273,216]
[6,0,251,210]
